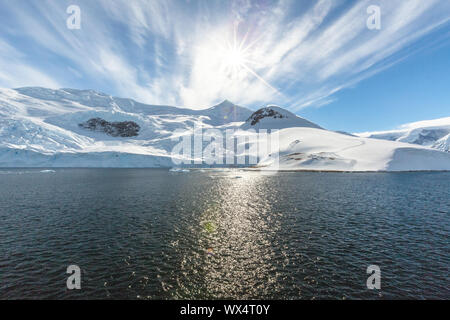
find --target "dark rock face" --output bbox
[79,118,140,137]
[247,108,286,126]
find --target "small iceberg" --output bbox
[169,168,190,173]
[40,170,56,173]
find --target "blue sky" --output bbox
[0,0,449,132]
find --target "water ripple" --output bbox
[0,169,448,299]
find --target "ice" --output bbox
[0,87,449,171]
[356,117,450,152]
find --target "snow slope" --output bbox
[240,108,450,171]
[0,87,250,167]
[0,87,449,171]
[253,127,450,171]
[356,117,450,152]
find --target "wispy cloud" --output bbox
[0,38,60,88]
[0,0,448,110]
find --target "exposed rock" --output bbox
[79,118,140,137]
[241,105,322,130]
[247,107,287,126]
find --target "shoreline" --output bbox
[0,167,449,173]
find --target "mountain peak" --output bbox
[211,100,236,109]
[1,87,450,170]
[204,100,252,125]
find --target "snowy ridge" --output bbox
[0,87,449,171]
[0,87,251,167]
[256,127,450,171]
[357,117,450,152]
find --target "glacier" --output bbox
[0,87,449,171]
[356,117,450,153]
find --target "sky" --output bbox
[0,0,449,132]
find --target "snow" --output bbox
[432,133,450,152]
[0,88,248,168]
[255,127,450,171]
[0,87,449,171]
[356,117,450,152]
[399,117,450,130]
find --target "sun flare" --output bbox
[225,47,245,69]
[221,44,248,79]
[196,21,282,98]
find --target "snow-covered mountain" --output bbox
[356,117,450,152]
[0,87,252,167]
[240,108,450,171]
[0,87,449,171]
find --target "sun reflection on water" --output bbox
[174,171,284,299]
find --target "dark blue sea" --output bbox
[0,169,448,299]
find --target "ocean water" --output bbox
[0,169,448,299]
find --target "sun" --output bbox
[202,21,281,95]
[222,44,247,78]
[225,47,245,69]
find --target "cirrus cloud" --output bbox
[0,0,448,110]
